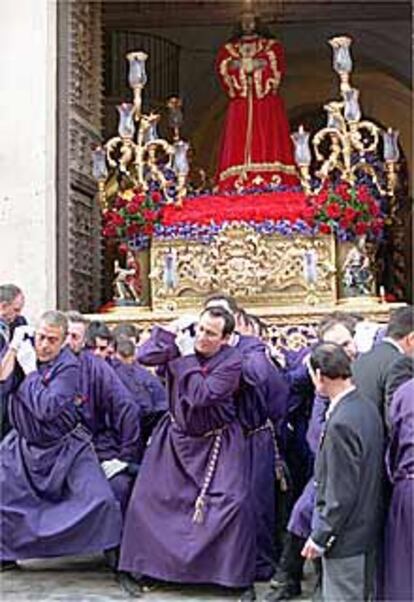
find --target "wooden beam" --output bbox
[103,1,411,29]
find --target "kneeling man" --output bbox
[0,311,122,568]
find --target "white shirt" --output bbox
[326,385,356,421]
[382,336,405,355]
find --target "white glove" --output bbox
[175,329,195,356]
[101,458,128,480]
[10,325,34,352]
[354,321,381,353]
[16,339,37,375]
[169,314,198,335]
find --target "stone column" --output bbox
[0,0,57,321]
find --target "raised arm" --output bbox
[179,350,241,409]
[137,326,180,367]
[17,362,78,422]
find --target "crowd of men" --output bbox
[0,283,413,602]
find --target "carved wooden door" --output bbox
[57,1,103,312]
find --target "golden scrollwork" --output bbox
[150,225,337,310]
[312,100,382,192]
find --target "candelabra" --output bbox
[92,51,189,209]
[291,36,400,211]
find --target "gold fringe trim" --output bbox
[219,161,298,181]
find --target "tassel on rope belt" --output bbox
[247,418,288,492]
[169,413,227,524]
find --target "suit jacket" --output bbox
[352,340,403,427]
[311,388,384,558]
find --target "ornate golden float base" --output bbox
[149,224,337,311]
[88,224,402,356]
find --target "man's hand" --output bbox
[10,325,34,352]
[301,537,323,560]
[167,314,198,335]
[16,339,37,375]
[176,329,195,356]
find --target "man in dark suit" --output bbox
[352,306,414,428]
[302,342,384,601]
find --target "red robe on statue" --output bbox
[215,35,298,191]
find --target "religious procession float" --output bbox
[91,31,404,354]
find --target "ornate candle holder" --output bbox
[92,51,189,211]
[291,36,400,208]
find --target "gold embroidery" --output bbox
[219,56,236,98]
[264,49,281,96]
[219,161,298,181]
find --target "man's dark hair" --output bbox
[85,321,113,348]
[318,311,360,339]
[247,313,268,337]
[200,306,235,337]
[230,14,272,40]
[112,322,140,343]
[114,336,136,359]
[0,284,22,304]
[204,293,238,314]
[310,342,352,380]
[386,306,414,340]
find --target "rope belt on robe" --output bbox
[394,472,414,482]
[169,412,228,524]
[247,418,288,492]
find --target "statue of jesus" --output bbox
[215,10,298,191]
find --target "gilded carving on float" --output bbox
[150,225,336,311]
[91,32,404,328]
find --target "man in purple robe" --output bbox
[66,312,143,517]
[111,336,167,447]
[379,356,413,601]
[119,306,256,601]
[0,284,26,438]
[0,310,122,570]
[204,296,290,584]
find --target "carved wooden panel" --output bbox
[57,0,103,312]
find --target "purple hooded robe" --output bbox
[236,335,289,580]
[76,350,142,515]
[110,357,167,446]
[381,378,414,601]
[0,347,122,561]
[287,394,329,539]
[119,326,255,588]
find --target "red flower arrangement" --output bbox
[102,183,385,248]
[102,188,164,245]
[308,183,384,238]
[162,190,311,226]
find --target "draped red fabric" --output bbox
[215,35,299,191]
